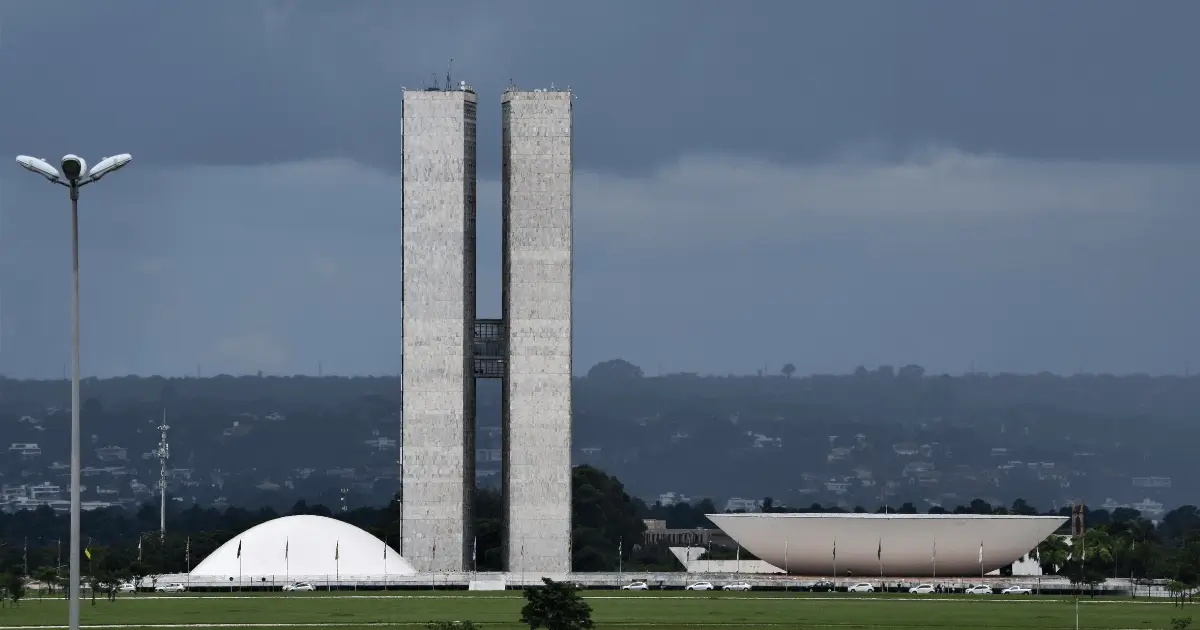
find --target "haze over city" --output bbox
[2,0,1198,379]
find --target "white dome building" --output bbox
[189,515,416,583]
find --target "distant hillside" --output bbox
[0,362,1195,512]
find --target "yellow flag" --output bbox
[84,548,92,560]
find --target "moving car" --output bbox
[620,581,649,591]
[809,579,835,592]
[154,583,185,593]
[847,582,875,593]
[283,582,316,592]
[722,582,752,591]
[117,582,137,593]
[964,584,993,595]
[908,583,935,594]
[685,581,715,591]
[1000,585,1032,595]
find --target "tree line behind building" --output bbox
[0,465,1198,592]
[3,362,1198,512]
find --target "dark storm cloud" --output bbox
[1,1,1198,379]
[3,1,1199,176]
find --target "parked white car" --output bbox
[964,584,993,595]
[620,581,649,591]
[282,582,315,592]
[722,582,752,591]
[1000,585,1032,595]
[909,584,935,594]
[685,582,714,591]
[117,582,137,593]
[847,582,875,593]
[154,583,185,593]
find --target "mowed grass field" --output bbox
[0,591,1188,629]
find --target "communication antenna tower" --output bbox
[157,410,170,541]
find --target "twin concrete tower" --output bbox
[401,81,573,577]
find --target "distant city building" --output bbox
[657,492,691,507]
[8,443,41,457]
[1131,476,1171,488]
[724,498,763,513]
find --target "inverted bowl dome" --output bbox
[706,513,1065,577]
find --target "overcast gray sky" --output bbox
[1,0,1198,379]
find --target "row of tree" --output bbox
[1,466,1198,590]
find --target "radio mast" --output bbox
[158,410,170,542]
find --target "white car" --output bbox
[154,583,185,593]
[117,582,137,593]
[685,582,714,591]
[964,584,993,595]
[722,582,752,591]
[1000,585,1032,595]
[620,581,649,591]
[909,584,935,594]
[847,582,875,593]
[283,582,316,592]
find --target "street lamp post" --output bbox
[14,153,132,630]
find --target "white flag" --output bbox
[979,542,984,564]
[933,539,937,563]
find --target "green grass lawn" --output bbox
[0,592,1190,629]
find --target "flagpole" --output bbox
[784,538,789,592]
[832,538,837,583]
[933,539,936,580]
[383,536,388,590]
[618,536,623,582]
[285,538,290,587]
[185,537,191,591]
[685,545,691,586]
[878,538,883,584]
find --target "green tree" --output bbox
[781,364,796,378]
[33,567,58,597]
[520,578,594,630]
[5,571,25,606]
[571,466,646,572]
[1035,536,1070,574]
[127,561,151,594]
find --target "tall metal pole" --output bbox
[68,185,82,630]
[159,411,169,542]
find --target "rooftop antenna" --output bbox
[446,58,453,92]
[157,409,170,542]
